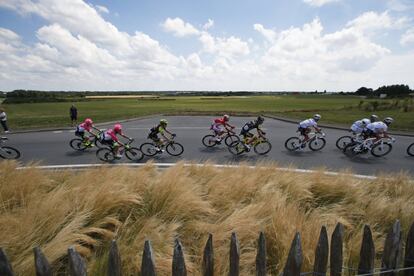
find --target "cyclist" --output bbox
[148,119,175,152]
[101,124,132,158]
[298,114,322,144]
[350,118,370,135]
[240,116,266,150]
[364,117,393,142]
[370,114,379,123]
[75,118,100,146]
[211,114,235,143]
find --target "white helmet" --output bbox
[223,114,230,121]
[362,118,370,125]
[313,114,321,121]
[383,117,394,125]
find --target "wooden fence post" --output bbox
[68,246,87,276]
[381,220,402,276]
[313,226,328,276]
[256,232,266,276]
[202,234,214,276]
[282,232,302,276]
[358,225,375,275]
[330,222,344,276]
[107,240,121,276]
[404,221,414,276]
[33,247,52,276]
[172,239,187,276]
[141,240,156,276]
[0,248,14,276]
[229,232,240,276]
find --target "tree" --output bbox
[355,87,373,96]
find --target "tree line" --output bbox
[355,84,412,98]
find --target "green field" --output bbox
[1,94,413,131]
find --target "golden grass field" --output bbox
[0,161,413,275]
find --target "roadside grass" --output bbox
[1,95,413,131]
[0,161,413,275]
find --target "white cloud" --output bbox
[253,24,276,42]
[199,32,250,59]
[346,11,408,33]
[203,19,214,30]
[95,5,109,14]
[303,0,340,7]
[161,17,200,37]
[401,28,414,45]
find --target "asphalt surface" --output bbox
[3,116,414,176]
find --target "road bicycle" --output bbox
[202,127,240,147]
[343,136,395,157]
[96,139,143,162]
[335,131,364,150]
[70,130,106,151]
[284,131,326,152]
[0,137,20,159]
[407,143,414,157]
[228,135,272,155]
[140,134,184,157]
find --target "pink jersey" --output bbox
[78,122,92,132]
[104,129,119,142]
[214,118,226,125]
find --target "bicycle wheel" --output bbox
[228,141,245,155]
[202,135,217,147]
[94,138,107,149]
[254,141,272,155]
[408,143,414,157]
[309,137,326,151]
[166,142,184,156]
[284,137,301,151]
[0,146,21,159]
[336,136,353,150]
[343,143,359,157]
[224,134,240,147]
[371,143,392,157]
[125,147,144,161]
[96,148,115,162]
[70,138,87,151]
[140,143,158,156]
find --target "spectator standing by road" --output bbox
[0,108,9,133]
[70,104,78,126]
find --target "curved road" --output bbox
[5,116,414,176]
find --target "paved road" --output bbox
[4,116,414,176]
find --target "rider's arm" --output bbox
[224,123,235,129]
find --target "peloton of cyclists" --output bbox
[75,118,100,146]
[240,116,266,150]
[211,114,235,143]
[101,124,133,158]
[148,119,176,152]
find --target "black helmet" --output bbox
[256,116,264,124]
[383,117,394,125]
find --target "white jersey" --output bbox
[351,120,366,133]
[299,118,317,129]
[366,122,388,133]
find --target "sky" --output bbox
[0,0,413,92]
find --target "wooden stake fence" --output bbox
[1,220,414,275]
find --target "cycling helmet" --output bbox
[361,118,370,126]
[223,114,230,121]
[313,114,321,121]
[370,114,379,122]
[160,119,168,126]
[256,116,264,124]
[383,117,394,125]
[113,124,122,133]
[84,118,93,126]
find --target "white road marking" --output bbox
[17,162,380,180]
[53,131,63,133]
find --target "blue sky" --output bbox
[0,0,413,91]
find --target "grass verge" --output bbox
[0,161,413,275]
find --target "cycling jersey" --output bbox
[77,122,92,132]
[241,121,261,133]
[104,129,119,142]
[351,120,366,133]
[150,125,166,135]
[299,118,317,129]
[366,122,388,134]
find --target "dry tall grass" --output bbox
[0,161,413,275]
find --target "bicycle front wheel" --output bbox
[408,143,414,156]
[254,141,272,155]
[309,137,326,151]
[336,136,353,150]
[0,146,21,159]
[166,142,184,156]
[202,135,217,147]
[371,143,392,157]
[140,143,158,156]
[284,137,301,151]
[125,147,144,161]
[224,134,240,146]
[228,141,245,155]
[70,138,87,151]
[96,148,115,162]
